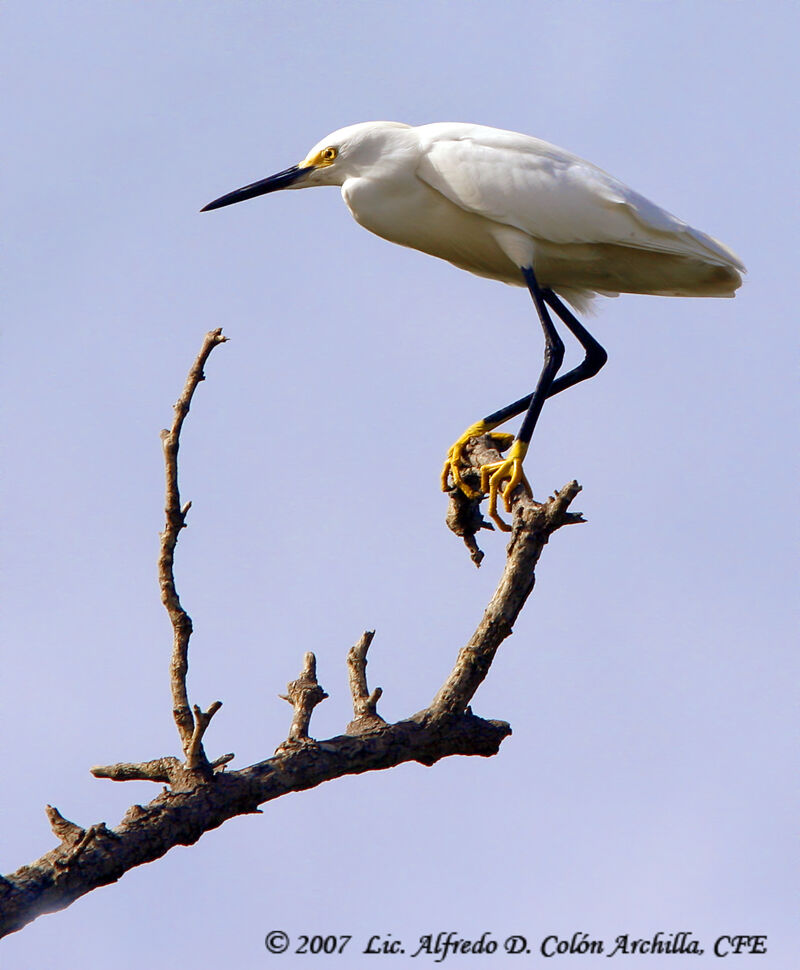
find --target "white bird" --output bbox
[203,121,744,530]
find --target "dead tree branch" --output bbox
[435,438,583,716]
[159,326,227,771]
[346,630,386,733]
[277,653,329,748]
[0,330,583,939]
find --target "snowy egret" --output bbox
[203,122,744,530]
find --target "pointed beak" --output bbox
[201,164,312,212]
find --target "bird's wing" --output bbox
[415,127,744,270]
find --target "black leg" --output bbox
[514,267,565,446]
[481,284,607,427]
[475,266,566,530]
[543,289,608,396]
[442,271,608,517]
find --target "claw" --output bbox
[479,440,532,532]
[486,487,512,532]
[443,426,532,532]
[442,423,514,498]
[442,453,483,499]
[441,420,491,496]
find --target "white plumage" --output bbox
[205,120,744,309]
[300,122,744,311]
[203,121,744,530]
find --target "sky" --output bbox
[2,1,797,967]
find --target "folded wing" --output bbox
[415,124,744,273]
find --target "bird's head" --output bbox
[201,121,412,212]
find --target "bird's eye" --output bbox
[321,147,337,161]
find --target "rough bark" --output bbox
[0,329,583,938]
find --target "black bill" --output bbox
[201,164,311,212]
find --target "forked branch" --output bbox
[346,631,386,733]
[158,326,227,768]
[0,329,583,939]
[278,653,329,747]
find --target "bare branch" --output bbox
[90,757,183,784]
[45,806,84,844]
[0,708,510,936]
[278,653,328,747]
[158,327,227,757]
[210,753,235,772]
[185,701,223,771]
[434,435,583,717]
[346,631,386,733]
[2,336,585,939]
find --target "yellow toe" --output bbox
[479,439,531,525]
[441,419,495,496]
[443,426,532,530]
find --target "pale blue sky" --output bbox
[3,2,797,967]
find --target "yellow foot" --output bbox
[479,440,532,532]
[441,421,514,498]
